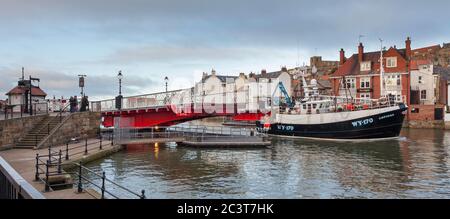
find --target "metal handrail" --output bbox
[2,102,49,120]
[73,162,145,199]
[34,134,111,192]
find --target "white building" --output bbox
[410,61,436,105]
[248,68,292,110]
[193,69,238,110]
[6,85,47,113]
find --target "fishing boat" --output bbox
[256,71,408,140]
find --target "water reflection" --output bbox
[85,129,450,199]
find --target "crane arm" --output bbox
[272,81,293,107]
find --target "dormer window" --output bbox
[360,61,371,71]
[386,57,397,68]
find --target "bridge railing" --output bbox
[112,124,267,144]
[90,89,185,112]
[91,87,275,113]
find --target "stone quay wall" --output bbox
[38,112,101,149]
[0,115,47,150]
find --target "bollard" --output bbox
[77,163,83,193]
[141,190,146,199]
[58,149,62,174]
[35,153,39,181]
[45,160,50,192]
[111,132,114,146]
[84,138,88,155]
[99,137,103,150]
[47,123,50,134]
[101,171,106,199]
[65,142,69,160]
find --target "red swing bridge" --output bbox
[91,88,269,128]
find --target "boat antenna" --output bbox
[379,38,384,98]
[358,34,365,44]
[343,76,349,104]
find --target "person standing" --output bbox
[74,96,78,112]
[69,96,74,113]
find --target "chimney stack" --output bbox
[358,43,364,63]
[281,66,288,72]
[261,69,267,75]
[339,48,346,65]
[405,37,411,60]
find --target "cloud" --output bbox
[0,66,158,100]
[99,45,291,65]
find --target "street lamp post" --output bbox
[118,71,123,96]
[164,76,168,92]
[78,74,87,97]
[164,76,169,104]
[115,71,123,142]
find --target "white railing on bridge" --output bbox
[90,89,186,112]
[90,88,272,113]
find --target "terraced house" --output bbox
[330,37,448,122]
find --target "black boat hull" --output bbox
[257,104,408,139]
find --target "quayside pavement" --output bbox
[0,138,117,199]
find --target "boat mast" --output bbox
[379,38,384,98]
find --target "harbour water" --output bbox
[84,128,450,199]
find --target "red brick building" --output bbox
[329,37,447,121]
[330,37,413,102]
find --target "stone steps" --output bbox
[14,116,66,149]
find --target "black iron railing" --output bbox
[33,134,145,199]
[74,163,145,199]
[2,103,49,120]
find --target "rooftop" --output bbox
[6,85,47,96]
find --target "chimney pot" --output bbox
[358,43,364,63]
[405,37,412,60]
[339,48,346,65]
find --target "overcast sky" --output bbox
[1,0,449,100]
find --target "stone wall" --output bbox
[409,104,440,121]
[407,120,445,129]
[0,115,47,150]
[38,112,101,148]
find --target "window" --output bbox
[386,57,397,68]
[360,77,370,88]
[360,93,371,99]
[341,78,356,89]
[418,76,423,84]
[420,90,427,100]
[384,74,401,86]
[360,61,371,71]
